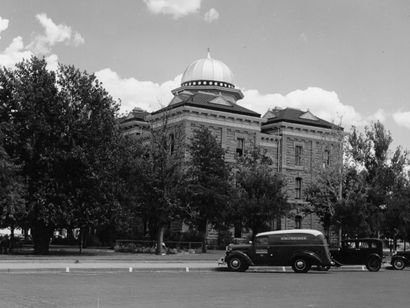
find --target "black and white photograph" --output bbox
[0,0,410,307]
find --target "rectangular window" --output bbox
[323,150,330,168]
[295,215,302,229]
[295,178,302,199]
[236,138,244,156]
[295,145,302,166]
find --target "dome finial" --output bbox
[207,48,211,59]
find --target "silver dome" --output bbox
[181,53,235,87]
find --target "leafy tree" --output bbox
[384,188,410,245]
[348,121,404,236]
[332,167,371,237]
[136,115,184,254]
[304,158,343,237]
[231,147,288,242]
[303,125,346,241]
[112,137,147,240]
[382,147,410,243]
[55,64,124,251]
[0,98,26,235]
[307,121,409,241]
[0,56,122,253]
[183,127,231,252]
[0,143,26,234]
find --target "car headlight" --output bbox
[226,244,232,253]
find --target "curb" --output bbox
[0,266,217,274]
[0,264,394,274]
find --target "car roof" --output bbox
[256,229,323,237]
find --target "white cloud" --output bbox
[28,13,84,54]
[204,8,219,23]
[0,16,9,39]
[94,71,386,131]
[95,68,181,113]
[239,87,367,129]
[45,54,59,71]
[73,32,85,46]
[0,36,33,68]
[299,32,308,43]
[393,111,410,129]
[367,108,386,123]
[143,0,201,19]
[1,14,83,69]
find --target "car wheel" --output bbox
[227,256,248,272]
[392,258,405,270]
[292,258,311,273]
[366,256,381,272]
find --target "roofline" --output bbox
[151,101,261,118]
[263,118,343,131]
[172,85,244,100]
[120,117,148,124]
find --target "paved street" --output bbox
[0,269,409,307]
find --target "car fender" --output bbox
[366,253,382,262]
[291,251,322,265]
[226,251,254,266]
[391,255,406,264]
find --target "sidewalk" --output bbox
[0,248,224,273]
[0,248,394,273]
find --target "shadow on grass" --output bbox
[8,245,114,256]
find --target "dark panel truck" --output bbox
[220,229,333,273]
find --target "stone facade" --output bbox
[119,54,343,243]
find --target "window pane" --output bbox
[295,178,302,199]
[236,138,244,156]
[295,146,302,165]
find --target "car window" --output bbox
[343,241,356,249]
[255,236,268,246]
[359,242,369,248]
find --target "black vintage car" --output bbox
[221,229,333,273]
[330,238,383,272]
[391,250,410,270]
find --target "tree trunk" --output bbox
[32,222,52,254]
[338,225,342,247]
[199,219,208,253]
[23,227,29,241]
[78,227,89,254]
[67,228,75,242]
[9,224,15,251]
[79,228,83,254]
[156,225,166,255]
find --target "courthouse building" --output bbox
[120,52,343,240]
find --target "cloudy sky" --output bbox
[1,0,410,152]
